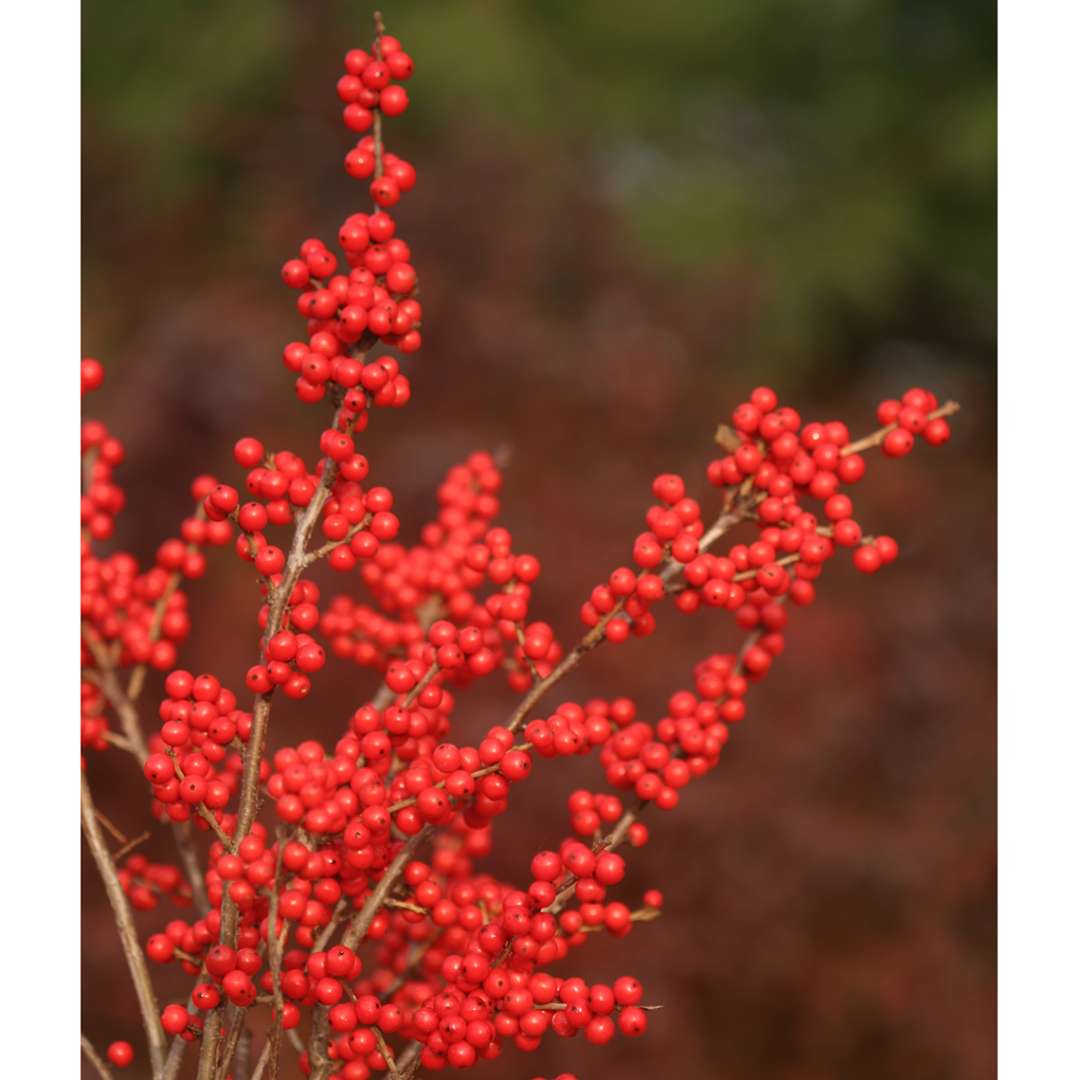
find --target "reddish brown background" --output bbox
[82,4,995,1077]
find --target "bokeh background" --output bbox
[82,2,996,1078]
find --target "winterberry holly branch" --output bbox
[80,13,960,1080]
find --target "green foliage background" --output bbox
[83,0,995,383]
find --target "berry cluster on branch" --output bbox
[80,14,958,1080]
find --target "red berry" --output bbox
[106,1042,134,1068]
[380,85,409,117]
[161,1004,190,1036]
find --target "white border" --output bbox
[0,1,81,1074]
[999,2,1080,1077]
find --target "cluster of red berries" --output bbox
[319,451,559,696]
[397,973,650,1072]
[81,19,957,1080]
[140,374,951,1070]
[80,414,125,542]
[279,31,420,406]
[245,617,327,699]
[117,852,192,912]
[337,39,414,133]
[521,701,622,765]
[145,871,270,974]
[875,387,953,454]
[142,671,249,831]
[206,434,387,579]
[81,371,225,757]
[79,550,191,690]
[582,385,952,652]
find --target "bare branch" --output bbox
[81,1034,115,1080]
[81,772,167,1077]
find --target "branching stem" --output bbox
[82,772,167,1077]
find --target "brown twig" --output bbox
[249,1038,274,1080]
[161,1035,189,1080]
[312,898,348,953]
[102,730,136,753]
[307,1006,332,1080]
[112,829,152,863]
[196,1009,223,1080]
[82,628,151,759]
[395,1041,423,1080]
[81,1034,115,1080]
[265,830,291,1080]
[213,1005,246,1080]
[303,512,372,566]
[384,898,429,915]
[372,12,385,181]
[372,1026,402,1080]
[81,772,167,1077]
[400,661,440,710]
[235,1028,253,1080]
[95,807,128,846]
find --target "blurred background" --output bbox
[82,2,995,1078]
